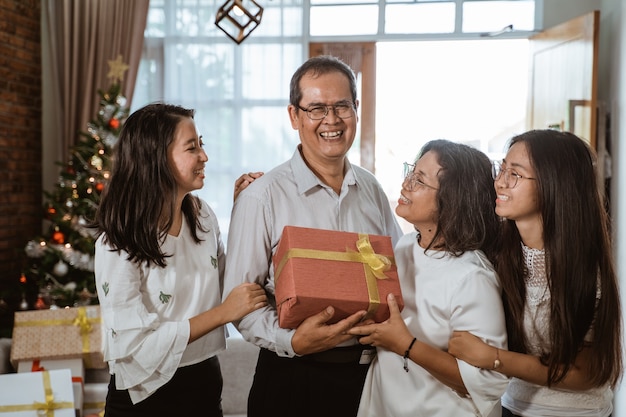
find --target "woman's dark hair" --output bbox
[497,129,622,387]
[289,55,357,108]
[417,139,500,263]
[94,103,207,267]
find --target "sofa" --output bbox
[0,334,259,417]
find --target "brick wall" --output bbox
[0,0,42,336]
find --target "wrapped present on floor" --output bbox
[17,358,85,416]
[83,382,107,416]
[273,226,404,329]
[0,368,75,416]
[11,305,106,369]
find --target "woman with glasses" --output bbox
[449,129,622,417]
[348,139,509,417]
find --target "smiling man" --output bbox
[222,55,403,417]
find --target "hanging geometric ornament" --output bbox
[215,0,263,44]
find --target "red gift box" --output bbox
[273,226,403,329]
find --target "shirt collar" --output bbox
[290,145,358,195]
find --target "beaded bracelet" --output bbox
[403,337,417,372]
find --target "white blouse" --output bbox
[502,244,613,417]
[358,232,509,417]
[95,200,226,404]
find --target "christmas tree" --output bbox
[22,56,130,309]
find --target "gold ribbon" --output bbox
[275,233,395,317]
[14,306,101,367]
[0,370,74,416]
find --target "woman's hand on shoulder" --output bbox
[234,171,264,201]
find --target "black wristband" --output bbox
[403,337,417,372]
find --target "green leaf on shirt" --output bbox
[159,291,172,304]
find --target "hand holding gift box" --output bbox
[273,226,404,329]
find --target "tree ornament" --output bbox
[34,294,48,310]
[53,260,69,277]
[95,182,105,193]
[109,118,120,129]
[19,295,29,310]
[52,228,65,244]
[107,54,129,83]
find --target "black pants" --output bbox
[104,356,223,417]
[248,347,371,417]
[502,408,520,417]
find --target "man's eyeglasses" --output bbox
[492,161,536,188]
[403,162,438,191]
[297,102,355,120]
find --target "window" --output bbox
[133,0,538,240]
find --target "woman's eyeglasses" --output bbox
[402,162,438,191]
[492,161,536,188]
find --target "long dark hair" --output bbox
[497,129,622,387]
[417,139,500,263]
[94,103,207,267]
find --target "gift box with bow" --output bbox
[11,306,105,369]
[0,369,75,416]
[273,226,404,329]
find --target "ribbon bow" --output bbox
[72,307,93,335]
[355,235,392,280]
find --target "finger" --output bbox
[310,306,335,325]
[346,322,375,336]
[387,293,401,315]
[338,310,368,329]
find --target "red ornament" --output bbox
[52,230,65,244]
[19,273,27,284]
[46,205,56,216]
[95,182,105,193]
[109,118,120,129]
[35,296,48,310]
[66,165,75,175]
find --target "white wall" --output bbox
[600,0,626,412]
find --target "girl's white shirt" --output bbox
[95,199,226,404]
[502,244,613,417]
